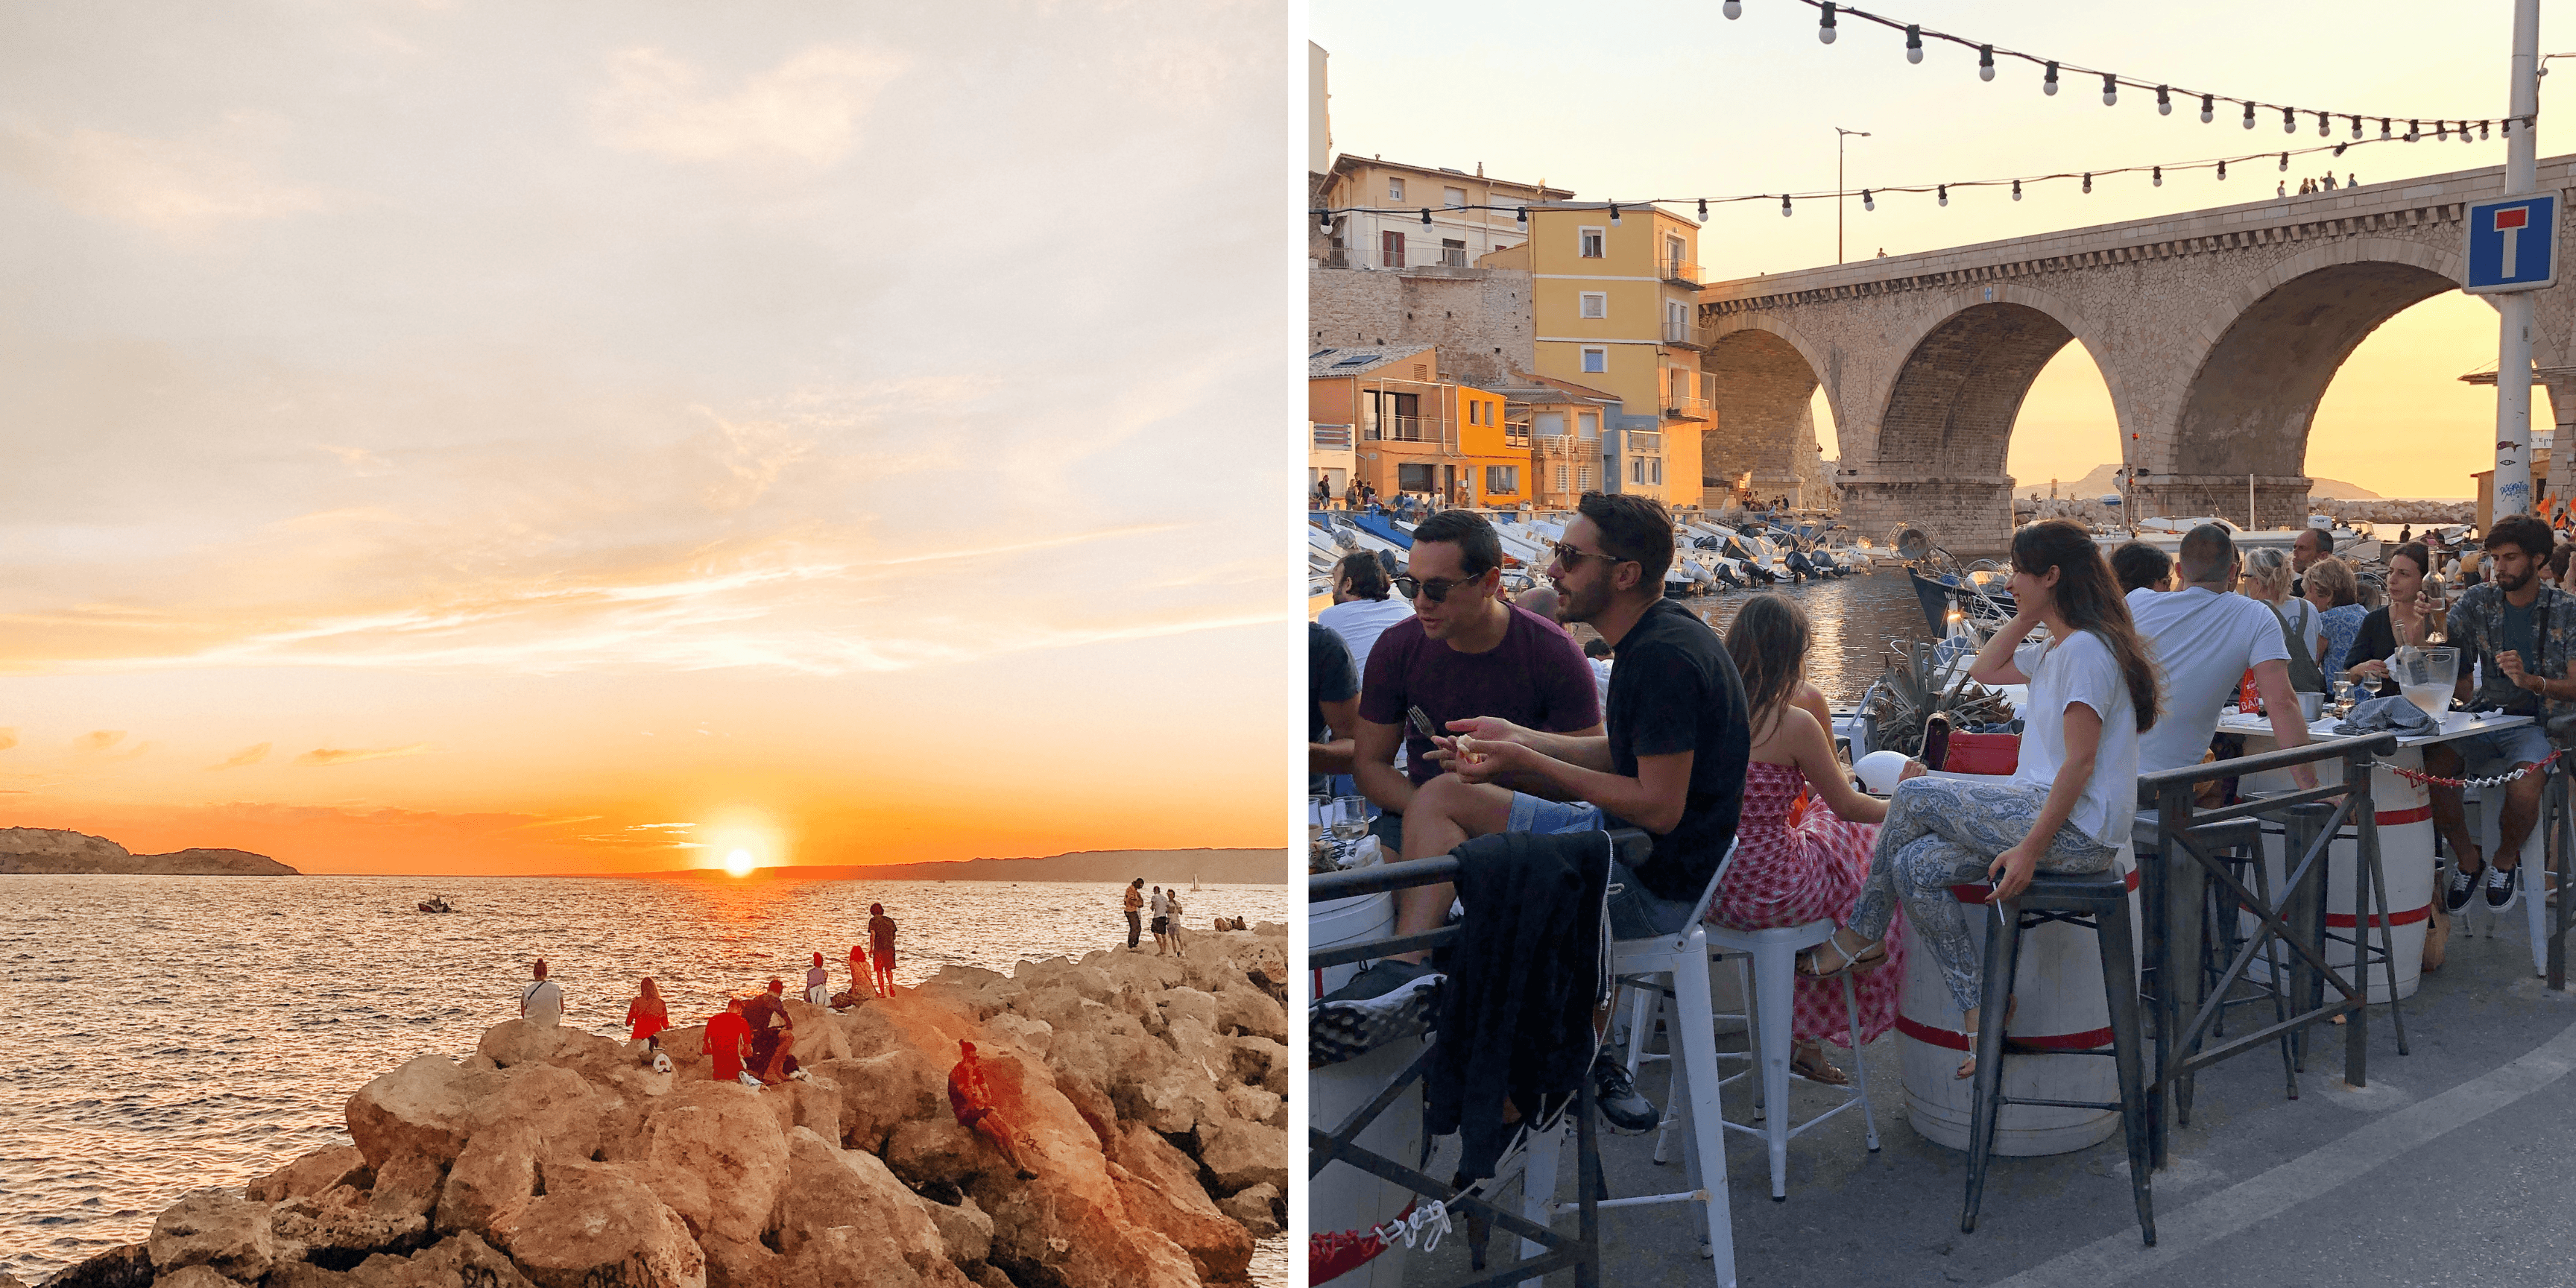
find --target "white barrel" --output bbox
[2241,748,2431,1003]
[1308,883,1418,1288]
[1898,847,2137,1156]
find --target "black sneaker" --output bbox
[1311,959,1444,1064]
[2446,861,2483,912]
[1591,1051,1661,1132]
[2487,864,2522,909]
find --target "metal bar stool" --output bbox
[1960,866,2156,1247]
[2134,814,2295,1108]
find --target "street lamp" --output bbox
[1836,127,1870,264]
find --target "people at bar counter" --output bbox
[1808,521,2156,1081]
[2338,541,2435,698]
[2240,548,2329,690]
[2303,556,2368,680]
[2130,525,2317,789]
[2422,514,2576,912]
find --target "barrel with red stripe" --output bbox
[1897,846,2138,1156]
[2238,747,2433,1003]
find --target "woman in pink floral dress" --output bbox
[1710,594,1918,1085]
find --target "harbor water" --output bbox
[1565,567,1937,705]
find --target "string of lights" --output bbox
[1313,130,2437,228]
[1752,0,2528,145]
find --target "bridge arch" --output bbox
[1698,313,1843,508]
[2161,237,2499,523]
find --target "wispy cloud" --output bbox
[293,743,434,767]
[0,727,15,751]
[590,45,904,165]
[74,730,125,753]
[0,116,331,235]
[207,742,270,771]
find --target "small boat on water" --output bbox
[417,896,452,914]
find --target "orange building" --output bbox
[1309,344,1530,508]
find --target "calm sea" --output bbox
[0,875,1289,1285]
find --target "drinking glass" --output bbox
[1328,796,1372,843]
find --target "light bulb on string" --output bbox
[1978,45,1994,81]
[1609,202,1621,225]
[1781,194,1793,217]
[1319,209,1332,232]
[2012,179,2022,201]
[1421,208,1432,225]
[1818,2,1835,43]
[2082,172,2092,194]
[1722,0,1740,16]
[2217,159,2227,180]
[1937,184,1948,206]
[2317,112,2329,137]
[2282,107,2296,134]
[2334,142,2346,157]
[2243,101,2256,129]
[1696,198,1707,220]
[2381,118,2392,139]
[2463,121,2476,144]
[2408,119,2419,140]
[2482,120,2492,140]
[2043,61,2057,95]
[1862,189,1875,211]
[2200,93,2214,124]
[1515,206,1527,225]
[2157,86,2171,116]
[2349,116,2362,139]
[1905,25,1922,64]
[2101,75,2118,107]
[2436,121,2448,141]
[2153,165,2163,187]
[2277,151,2288,171]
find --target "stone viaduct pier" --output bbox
[1697,154,2576,553]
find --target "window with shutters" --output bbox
[1579,227,1604,257]
[1579,292,1606,319]
[1389,177,1405,201]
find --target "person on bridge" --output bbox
[1812,521,2156,1082]
[2427,514,2576,913]
[2130,525,2317,794]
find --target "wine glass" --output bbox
[1328,796,1372,844]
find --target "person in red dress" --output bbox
[702,997,752,1083]
[1712,594,1919,1085]
[624,977,669,1062]
[947,1041,1039,1179]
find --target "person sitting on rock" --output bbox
[804,953,831,1005]
[520,959,563,1029]
[837,943,874,1007]
[625,976,669,1062]
[740,978,803,1085]
[704,997,752,1084]
[949,1040,1040,1181]
[868,903,899,994]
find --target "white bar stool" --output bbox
[2466,781,2551,976]
[1519,842,1740,1287]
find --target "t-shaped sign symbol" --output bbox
[2496,205,2531,277]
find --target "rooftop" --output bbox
[1307,344,1435,380]
[1328,154,1573,201]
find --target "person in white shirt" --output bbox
[2130,525,2317,789]
[1316,552,1415,678]
[1810,521,2161,1080]
[520,959,564,1028]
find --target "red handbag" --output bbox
[1941,731,2021,776]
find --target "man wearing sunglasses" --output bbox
[1402,491,1751,1128]
[1317,509,1600,1058]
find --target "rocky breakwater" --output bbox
[34,924,1288,1288]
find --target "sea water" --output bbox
[0,874,1289,1284]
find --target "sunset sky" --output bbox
[0,4,1290,875]
[1313,0,2538,499]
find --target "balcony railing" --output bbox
[1366,415,1452,443]
[1318,245,1353,269]
[1662,394,1711,420]
[1312,423,1354,450]
[1624,430,1664,454]
[1437,245,1471,268]
[1503,419,1532,447]
[1661,256,1702,286]
[1662,321,1706,349]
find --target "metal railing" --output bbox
[1368,415,1451,444]
[1313,423,1354,450]
[1623,430,1663,454]
[1662,394,1711,420]
[1661,321,1705,349]
[1503,420,1532,447]
[1661,257,1702,285]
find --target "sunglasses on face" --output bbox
[1550,541,1626,569]
[1395,575,1474,604]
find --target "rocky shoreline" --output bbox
[25,925,1287,1288]
[0,828,296,877]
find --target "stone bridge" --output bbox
[1696,153,2576,553]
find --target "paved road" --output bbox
[1362,902,2576,1287]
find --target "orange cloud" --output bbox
[208,742,270,770]
[0,727,16,751]
[293,743,433,767]
[75,730,125,753]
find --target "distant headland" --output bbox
[620,847,1289,886]
[0,827,299,876]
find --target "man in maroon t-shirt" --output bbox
[1339,510,1600,1006]
[947,1041,1040,1179]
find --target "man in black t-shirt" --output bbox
[1309,622,1360,796]
[1386,490,1751,1126]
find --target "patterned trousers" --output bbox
[1849,776,2119,1011]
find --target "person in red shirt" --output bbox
[702,998,752,1084]
[625,977,669,1064]
[947,1040,1039,1180]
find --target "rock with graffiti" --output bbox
[48,923,1289,1288]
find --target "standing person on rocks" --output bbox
[1149,885,1171,955]
[520,959,563,1028]
[741,979,803,1085]
[1123,878,1146,951]
[704,997,753,1085]
[624,977,669,1064]
[868,903,899,994]
[949,1041,1041,1180]
[1164,887,1187,950]
[804,953,830,1005]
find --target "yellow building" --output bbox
[1520,203,1709,509]
[1309,344,1530,508]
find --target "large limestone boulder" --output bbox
[921,1196,993,1269]
[1195,1117,1288,1196]
[458,1063,605,1163]
[434,1123,538,1241]
[344,1231,535,1288]
[768,1128,969,1287]
[1219,1183,1283,1237]
[884,1116,985,1188]
[756,1073,842,1143]
[366,1152,447,1220]
[809,1046,944,1154]
[268,1193,430,1266]
[344,1056,475,1169]
[1210,982,1287,1043]
[148,1187,276,1282]
[1224,1035,1287,1095]
[1111,1124,1254,1282]
[475,1019,568,1068]
[780,999,850,1061]
[147,1269,233,1288]
[247,1145,372,1204]
[38,1242,150,1288]
[640,1082,789,1248]
[657,1023,710,1082]
[486,1161,704,1288]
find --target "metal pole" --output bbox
[2495,0,2543,517]
[1835,127,1869,265]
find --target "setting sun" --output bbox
[722,849,755,878]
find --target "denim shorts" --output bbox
[1504,793,1697,941]
[2456,722,2554,775]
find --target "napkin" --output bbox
[2332,695,2439,736]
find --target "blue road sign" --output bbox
[2464,193,2558,294]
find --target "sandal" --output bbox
[1789,1045,1850,1087]
[1954,996,2018,1081]
[1796,938,1888,979]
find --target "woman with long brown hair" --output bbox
[1805,520,2159,1079]
[1713,594,1918,1085]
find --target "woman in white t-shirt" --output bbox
[1802,520,2161,1080]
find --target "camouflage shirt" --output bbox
[2445,581,2576,728]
